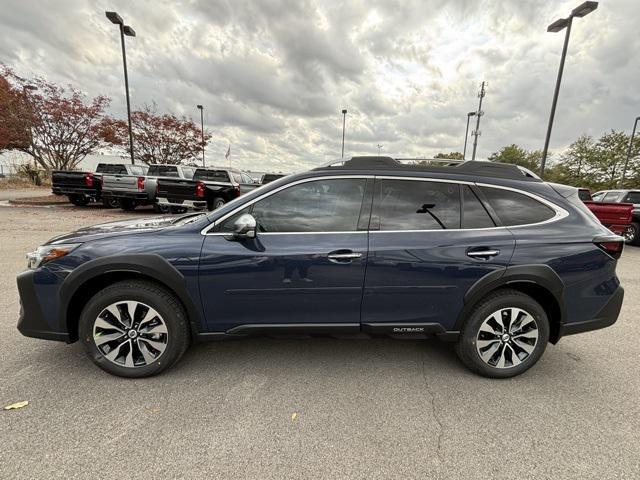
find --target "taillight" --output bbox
[195,181,205,198]
[84,173,94,187]
[234,186,241,197]
[595,238,624,260]
[137,176,145,191]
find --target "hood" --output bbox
[47,214,201,245]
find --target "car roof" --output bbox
[313,156,542,183]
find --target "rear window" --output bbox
[148,165,179,177]
[182,167,196,179]
[194,169,230,182]
[578,189,592,201]
[624,192,640,204]
[479,187,555,226]
[376,179,460,230]
[99,164,127,174]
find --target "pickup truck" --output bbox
[156,167,259,211]
[260,173,286,184]
[52,163,133,207]
[101,164,195,211]
[589,189,640,245]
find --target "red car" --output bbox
[579,188,633,239]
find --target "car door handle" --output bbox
[467,249,500,259]
[327,250,362,263]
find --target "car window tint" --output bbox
[249,178,366,232]
[479,187,555,226]
[376,180,460,230]
[624,192,640,204]
[195,170,230,182]
[149,165,179,177]
[603,192,622,202]
[463,186,495,229]
[578,189,592,201]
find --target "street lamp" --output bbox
[106,11,136,165]
[341,109,347,158]
[197,105,205,167]
[540,1,598,177]
[463,111,476,160]
[620,116,640,188]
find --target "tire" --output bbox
[455,288,549,378]
[102,197,120,209]
[120,198,137,211]
[69,194,89,207]
[624,222,640,246]
[78,280,190,378]
[211,197,225,210]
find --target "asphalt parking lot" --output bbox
[1,200,639,479]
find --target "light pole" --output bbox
[197,105,205,167]
[540,1,598,178]
[471,81,486,161]
[22,85,37,168]
[106,11,136,165]
[620,116,640,188]
[463,111,476,160]
[341,109,347,158]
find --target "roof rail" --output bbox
[313,156,541,182]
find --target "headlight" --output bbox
[26,243,81,270]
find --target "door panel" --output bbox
[362,178,515,330]
[199,233,367,331]
[362,230,514,330]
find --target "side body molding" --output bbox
[59,254,203,338]
[453,264,566,332]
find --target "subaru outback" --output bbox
[17,157,625,378]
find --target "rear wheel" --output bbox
[624,222,640,245]
[78,280,190,378]
[456,289,549,378]
[69,194,89,207]
[120,198,137,211]
[102,197,119,208]
[211,197,225,210]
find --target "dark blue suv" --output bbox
[17,157,625,378]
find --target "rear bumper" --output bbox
[16,270,70,342]
[52,187,100,197]
[156,197,207,210]
[102,190,149,200]
[559,286,624,338]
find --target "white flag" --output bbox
[225,145,231,160]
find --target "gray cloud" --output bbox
[1,0,638,171]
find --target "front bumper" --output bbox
[559,285,624,338]
[16,270,70,342]
[156,197,207,210]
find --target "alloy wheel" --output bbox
[93,301,168,368]
[475,307,539,369]
[624,225,637,244]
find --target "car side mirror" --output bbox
[231,213,257,239]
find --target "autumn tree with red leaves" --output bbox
[112,104,211,165]
[0,65,117,171]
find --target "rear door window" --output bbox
[623,192,640,204]
[462,186,495,229]
[375,179,461,230]
[478,186,555,226]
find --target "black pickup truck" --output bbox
[156,167,259,211]
[52,163,134,207]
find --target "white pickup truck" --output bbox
[101,164,196,211]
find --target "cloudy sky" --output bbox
[1,0,639,172]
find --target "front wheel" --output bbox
[455,289,549,378]
[69,194,89,207]
[78,280,190,378]
[624,222,640,245]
